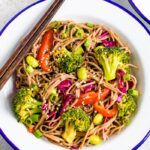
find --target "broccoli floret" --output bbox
[61,108,90,144]
[94,47,130,81]
[13,87,42,124]
[54,48,83,73]
[60,54,83,73]
[117,94,137,125]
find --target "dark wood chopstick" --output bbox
[0,0,65,90]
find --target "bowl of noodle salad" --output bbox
[12,20,139,149]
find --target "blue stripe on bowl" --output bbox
[104,0,150,35]
[0,128,19,150]
[129,0,150,24]
[0,0,149,150]
[132,130,150,150]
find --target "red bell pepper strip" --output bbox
[75,88,110,106]
[38,30,54,72]
[100,88,111,100]
[94,103,118,117]
[75,91,98,106]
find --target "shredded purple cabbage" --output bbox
[119,87,127,93]
[102,39,116,48]
[99,31,116,48]
[70,145,79,150]
[116,94,123,102]
[99,31,109,39]
[47,111,56,126]
[57,94,75,117]
[80,80,95,95]
[42,103,48,111]
[117,69,125,77]
[48,111,56,119]
[118,78,125,89]
[81,84,95,94]
[116,69,127,93]
[57,79,72,93]
[57,79,74,117]
[128,80,134,89]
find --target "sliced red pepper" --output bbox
[38,29,54,72]
[75,88,111,106]
[100,88,111,100]
[94,103,118,117]
[40,54,50,72]
[75,91,98,106]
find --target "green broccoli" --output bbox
[61,108,90,144]
[13,87,42,124]
[60,54,83,73]
[117,94,137,125]
[94,47,129,81]
[53,48,83,73]
[49,21,61,29]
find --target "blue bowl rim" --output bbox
[128,0,150,24]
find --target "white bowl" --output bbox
[0,0,150,150]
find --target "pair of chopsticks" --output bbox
[0,0,65,90]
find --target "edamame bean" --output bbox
[77,67,87,80]
[26,65,34,74]
[26,56,39,68]
[89,135,102,145]
[74,46,84,55]
[93,113,103,125]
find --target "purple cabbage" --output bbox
[47,111,56,119]
[117,69,125,77]
[47,111,56,126]
[99,31,109,39]
[116,69,127,93]
[81,84,95,95]
[80,80,95,95]
[57,79,74,117]
[116,94,123,102]
[42,103,48,111]
[70,145,79,150]
[119,87,127,93]
[57,94,75,117]
[57,79,72,93]
[102,39,116,48]
[128,80,134,89]
[99,31,116,48]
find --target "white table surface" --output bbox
[0,0,149,150]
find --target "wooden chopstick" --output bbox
[0,0,65,90]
